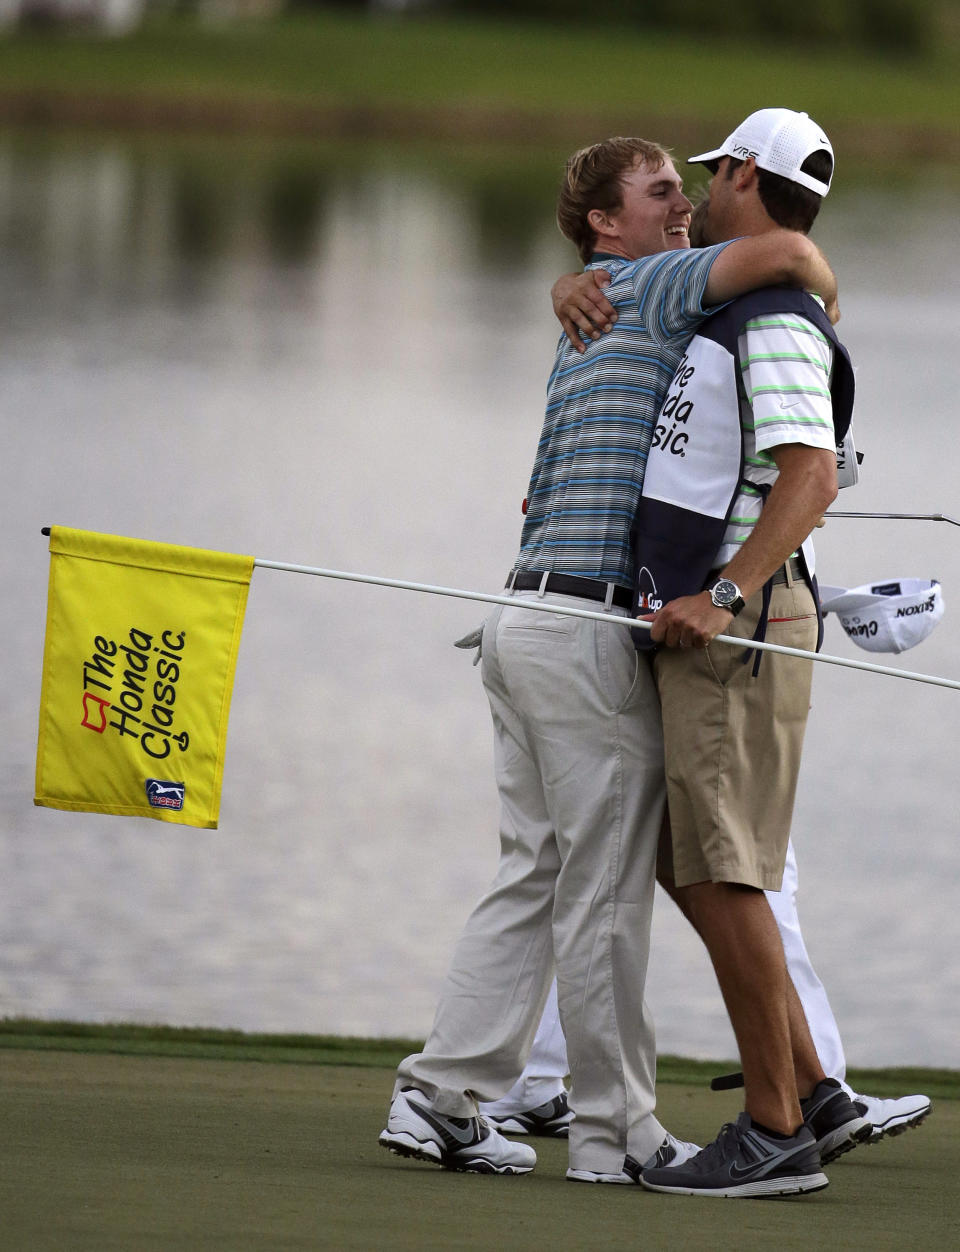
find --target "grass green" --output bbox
[1,10,959,157]
[1,1045,955,1251]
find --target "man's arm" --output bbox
[703,232,838,322]
[551,270,617,350]
[648,444,838,649]
[552,233,838,352]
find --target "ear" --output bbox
[733,156,759,191]
[587,206,614,236]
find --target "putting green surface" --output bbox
[2,1049,955,1251]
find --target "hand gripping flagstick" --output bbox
[38,532,959,694]
[251,556,960,695]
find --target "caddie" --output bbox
[630,108,871,1198]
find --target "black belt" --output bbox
[771,557,804,587]
[506,570,633,609]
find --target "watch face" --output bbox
[712,579,739,607]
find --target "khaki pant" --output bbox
[396,592,667,1173]
[655,579,817,891]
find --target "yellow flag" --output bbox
[35,527,254,829]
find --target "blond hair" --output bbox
[557,137,670,264]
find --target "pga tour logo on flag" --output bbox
[145,779,186,810]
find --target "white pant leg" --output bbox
[491,837,855,1114]
[397,605,559,1115]
[396,596,667,1173]
[479,979,568,1116]
[767,838,849,1089]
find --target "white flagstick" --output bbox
[253,559,960,694]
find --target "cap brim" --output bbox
[817,585,847,605]
[821,590,887,614]
[687,147,726,166]
[821,579,940,613]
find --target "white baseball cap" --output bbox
[688,108,834,197]
[819,579,943,653]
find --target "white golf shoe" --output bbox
[379,1087,536,1174]
[566,1131,701,1183]
[484,1091,573,1138]
[852,1091,932,1143]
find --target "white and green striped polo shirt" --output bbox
[515,243,731,586]
[715,306,838,566]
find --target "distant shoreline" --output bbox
[2,91,959,164]
[2,1018,957,1096]
[1,12,958,167]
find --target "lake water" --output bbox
[2,130,959,1068]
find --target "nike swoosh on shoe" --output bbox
[407,1096,480,1146]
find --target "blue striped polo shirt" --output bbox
[515,243,732,585]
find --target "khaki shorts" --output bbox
[654,577,817,891]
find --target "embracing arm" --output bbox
[551,233,838,353]
[649,444,838,648]
[704,232,839,322]
[551,270,617,351]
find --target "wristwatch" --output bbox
[707,577,746,617]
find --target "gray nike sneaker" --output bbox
[800,1077,873,1164]
[379,1087,536,1174]
[640,1113,828,1198]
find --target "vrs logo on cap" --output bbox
[819,578,943,654]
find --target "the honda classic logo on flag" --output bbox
[78,625,191,760]
[35,527,254,829]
